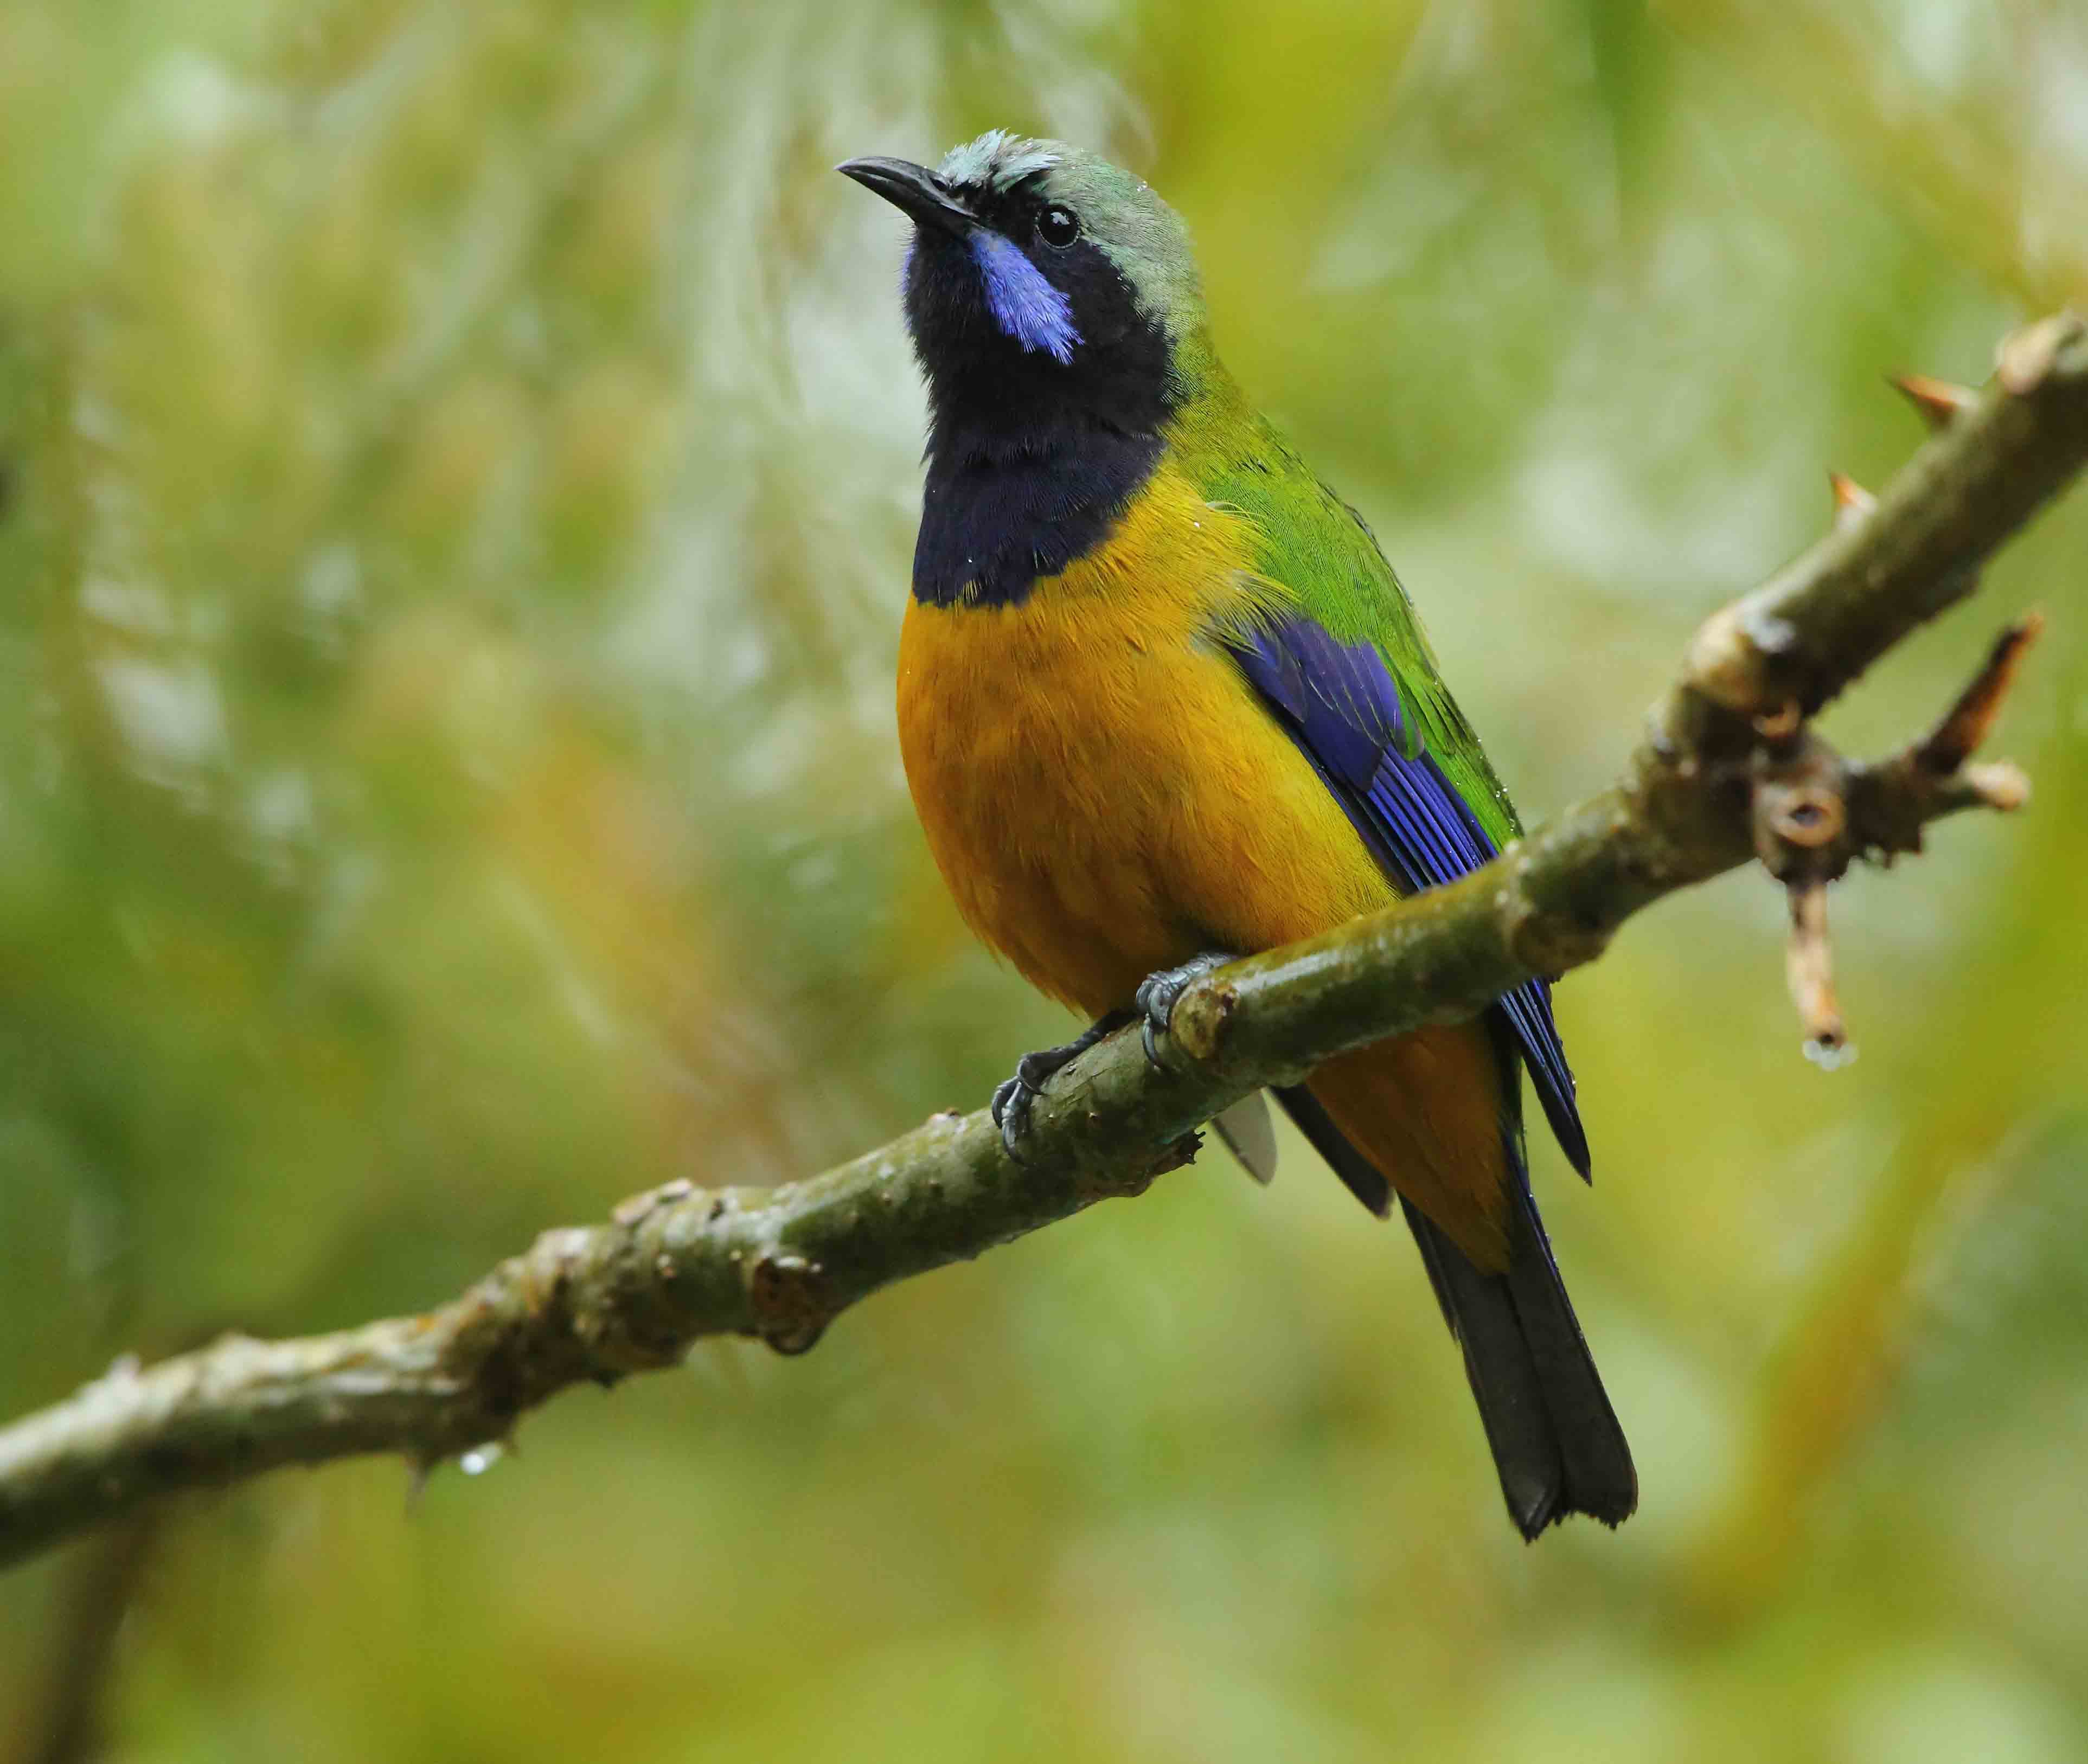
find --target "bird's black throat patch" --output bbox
[905,225,1175,608]
[912,424,1167,609]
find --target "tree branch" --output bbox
[3,313,2083,1574]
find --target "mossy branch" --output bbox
[2,315,2084,1574]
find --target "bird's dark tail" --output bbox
[1276,1087,1636,1538]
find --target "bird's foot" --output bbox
[989,1009,1133,1156]
[1135,950,1239,1066]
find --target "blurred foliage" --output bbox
[3,0,2087,1758]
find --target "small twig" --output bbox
[1785,883,1847,1060]
[1916,612,2044,775]
[1839,613,2042,882]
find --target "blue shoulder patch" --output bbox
[1232,617,1590,1177]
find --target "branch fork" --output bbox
[1735,615,2038,1057]
[1665,338,2061,1056]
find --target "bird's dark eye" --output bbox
[1036,205,1080,248]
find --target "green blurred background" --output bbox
[3,1,2086,1758]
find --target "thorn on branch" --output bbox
[1891,373,1976,432]
[1828,471,1875,531]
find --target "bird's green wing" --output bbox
[1184,415,1522,849]
[1173,410,1585,1172]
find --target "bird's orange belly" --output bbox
[898,591,1388,1016]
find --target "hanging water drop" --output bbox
[1802,1037,1858,1072]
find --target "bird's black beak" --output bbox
[837,157,975,238]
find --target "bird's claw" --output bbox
[988,1009,1133,1158]
[990,1070,1040,1156]
[1133,950,1238,1068]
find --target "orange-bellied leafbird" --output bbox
[841,132,1635,1537]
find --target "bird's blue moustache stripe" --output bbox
[969,232,1080,364]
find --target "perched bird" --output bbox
[841,132,1635,1537]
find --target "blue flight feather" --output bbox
[1232,617,1590,1177]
